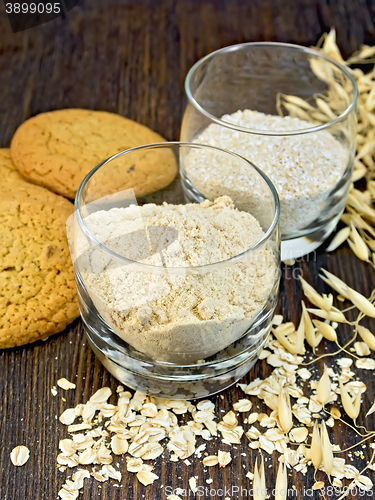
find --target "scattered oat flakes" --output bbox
[58,490,79,500]
[273,315,284,326]
[125,457,142,472]
[354,342,371,357]
[313,481,325,490]
[218,450,232,467]
[290,427,308,443]
[111,435,129,455]
[356,358,375,370]
[10,446,30,466]
[101,464,121,481]
[57,378,76,391]
[355,475,373,490]
[59,409,77,426]
[91,471,108,482]
[89,387,112,404]
[68,423,91,433]
[189,476,197,493]
[137,469,159,486]
[55,238,375,499]
[233,399,252,412]
[202,455,218,467]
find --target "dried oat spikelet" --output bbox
[320,28,345,63]
[272,327,296,354]
[282,94,315,110]
[302,301,323,349]
[272,319,304,354]
[278,387,293,434]
[320,269,350,299]
[330,407,341,419]
[312,320,337,342]
[352,391,362,419]
[322,293,334,311]
[253,455,266,500]
[307,307,346,323]
[295,314,305,353]
[320,420,334,477]
[275,461,287,500]
[357,325,375,350]
[300,277,334,311]
[348,223,370,261]
[339,379,361,421]
[321,269,375,317]
[310,421,322,470]
[316,97,337,119]
[351,166,367,182]
[368,237,375,252]
[366,400,375,416]
[342,212,375,237]
[366,235,375,253]
[346,287,375,318]
[316,365,331,406]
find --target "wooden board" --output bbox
[1,1,375,498]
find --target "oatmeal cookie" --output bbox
[11,109,177,199]
[0,148,26,184]
[0,152,79,347]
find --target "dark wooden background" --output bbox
[1,1,375,499]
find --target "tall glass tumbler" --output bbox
[181,42,358,261]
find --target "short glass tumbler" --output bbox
[70,142,280,399]
[181,42,358,261]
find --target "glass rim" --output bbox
[185,41,358,137]
[75,141,280,273]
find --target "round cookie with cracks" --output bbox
[10,109,177,199]
[0,149,79,348]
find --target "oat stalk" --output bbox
[339,380,362,423]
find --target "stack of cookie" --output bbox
[1,109,176,349]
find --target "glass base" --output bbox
[281,210,342,262]
[77,271,278,399]
[87,330,259,400]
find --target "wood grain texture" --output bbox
[0,1,375,499]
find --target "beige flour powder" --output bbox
[77,197,276,363]
[188,110,349,235]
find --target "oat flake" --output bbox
[57,378,76,390]
[10,446,30,466]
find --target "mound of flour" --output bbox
[79,196,276,363]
